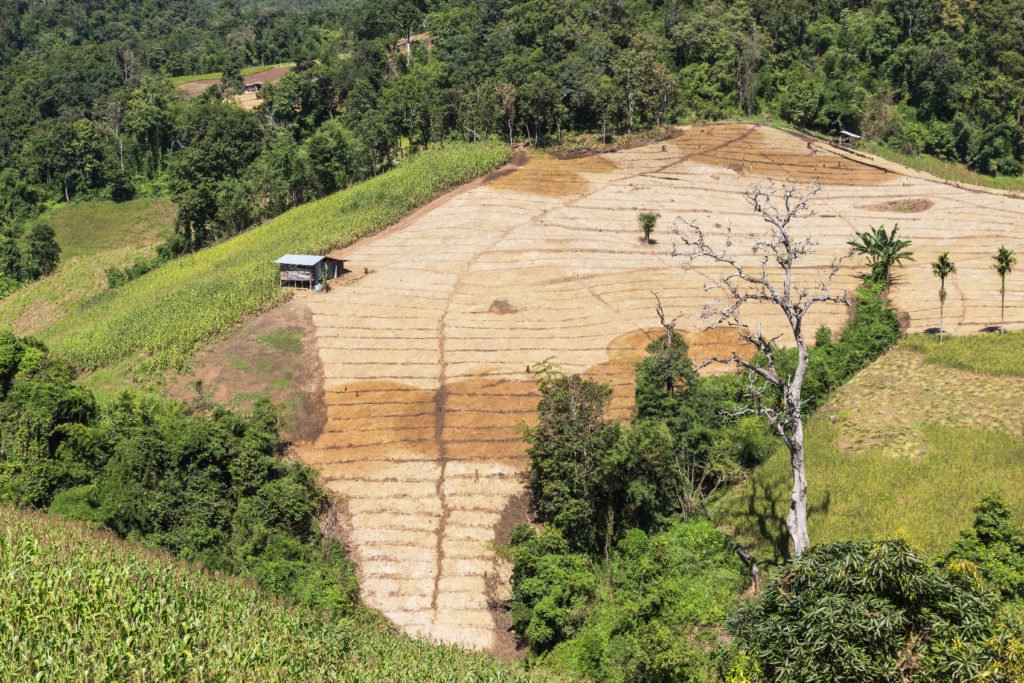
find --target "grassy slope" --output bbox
[39,143,511,373]
[0,506,535,682]
[0,199,175,335]
[862,142,1024,194]
[903,331,1024,376]
[714,340,1024,565]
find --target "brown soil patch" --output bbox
[669,123,891,185]
[178,79,219,98]
[169,297,325,444]
[488,298,519,315]
[178,65,294,101]
[860,198,934,213]
[486,154,617,197]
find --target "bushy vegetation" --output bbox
[0,331,356,612]
[732,538,1023,682]
[40,143,509,372]
[0,506,536,682]
[509,519,747,682]
[0,222,60,292]
[511,269,910,680]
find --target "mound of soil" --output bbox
[861,198,934,212]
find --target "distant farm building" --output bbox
[276,254,346,289]
[834,130,862,148]
[397,32,432,57]
[243,81,262,94]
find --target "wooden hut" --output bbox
[835,130,862,148]
[275,254,345,289]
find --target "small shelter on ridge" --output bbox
[275,254,345,289]
[835,130,862,148]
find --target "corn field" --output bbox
[0,507,539,682]
[42,143,511,374]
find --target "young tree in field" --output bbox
[931,251,957,342]
[638,212,659,244]
[675,181,851,556]
[993,245,1016,333]
[847,224,913,288]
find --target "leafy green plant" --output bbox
[846,224,913,287]
[732,539,1015,682]
[509,518,747,682]
[638,212,659,244]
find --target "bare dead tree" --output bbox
[652,291,683,347]
[672,180,852,556]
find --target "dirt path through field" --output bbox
[294,123,1024,652]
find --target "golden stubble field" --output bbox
[293,123,1024,652]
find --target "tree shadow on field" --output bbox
[743,476,831,566]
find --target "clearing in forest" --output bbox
[291,123,1024,652]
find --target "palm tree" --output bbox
[931,252,957,342]
[847,224,914,288]
[993,245,1016,333]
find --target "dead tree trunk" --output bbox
[674,180,851,557]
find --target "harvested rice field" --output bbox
[292,123,1024,652]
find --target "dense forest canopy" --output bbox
[0,0,1021,272]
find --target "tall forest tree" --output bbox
[675,181,851,556]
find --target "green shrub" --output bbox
[511,518,748,682]
[732,540,1015,682]
[0,335,358,613]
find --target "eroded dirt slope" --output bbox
[294,123,1024,652]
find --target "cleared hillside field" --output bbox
[292,123,1024,652]
[0,506,536,681]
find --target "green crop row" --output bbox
[42,143,511,372]
[0,506,537,682]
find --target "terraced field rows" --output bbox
[296,123,1024,651]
